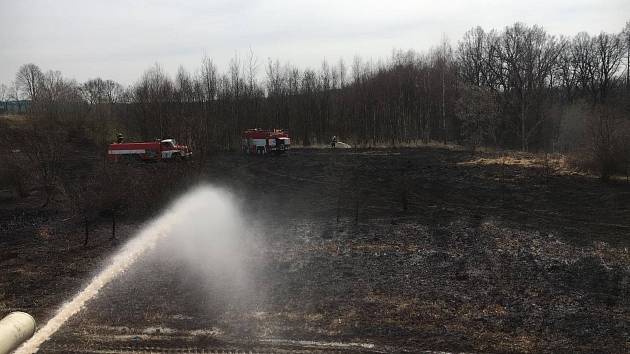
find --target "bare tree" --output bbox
[0,83,7,112]
[438,34,453,144]
[245,48,259,97]
[8,81,21,112]
[593,32,624,102]
[457,85,498,151]
[556,36,579,102]
[132,63,174,140]
[337,58,347,88]
[572,32,600,101]
[624,21,630,88]
[197,56,219,152]
[458,26,488,87]
[496,23,563,150]
[15,63,44,101]
[81,78,122,105]
[62,175,99,246]
[200,56,218,101]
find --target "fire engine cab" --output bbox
[107,139,192,162]
[241,129,290,154]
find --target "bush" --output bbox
[560,102,630,181]
[0,154,32,198]
[579,106,630,181]
[588,107,629,181]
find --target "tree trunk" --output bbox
[111,213,117,241]
[521,94,527,151]
[442,70,446,145]
[83,217,89,247]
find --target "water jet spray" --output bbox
[14,185,241,353]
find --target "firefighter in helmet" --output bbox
[116,133,124,144]
[331,135,337,148]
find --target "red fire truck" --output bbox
[107,139,192,162]
[241,129,290,154]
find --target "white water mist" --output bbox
[15,185,245,353]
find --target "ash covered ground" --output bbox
[1,147,629,353]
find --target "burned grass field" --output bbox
[1,147,629,353]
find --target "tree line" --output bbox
[1,21,630,176]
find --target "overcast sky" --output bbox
[1,0,628,86]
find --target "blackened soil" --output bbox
[2,147,629,353]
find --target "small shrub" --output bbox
[0,156,31,198]
[562,103,630,181]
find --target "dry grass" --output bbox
[0,113,28,125]
[293,139,466,150]
[458,152,583,175]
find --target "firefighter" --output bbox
[116,133,124,144]
[331,135,337,148]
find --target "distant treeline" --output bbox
[1,22,630,176]
[0,100,29,113]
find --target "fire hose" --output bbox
[0,312,36,354]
